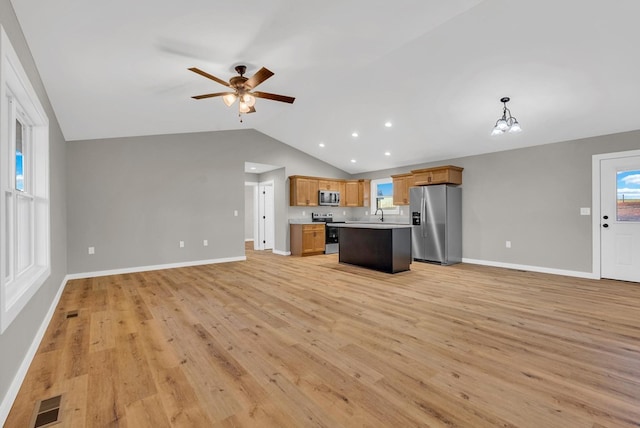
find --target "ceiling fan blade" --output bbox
[245,67,274,89]
[253,91,295,104]
[188,67,230,87]
[191,92,233,100]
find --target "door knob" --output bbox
[602,224,609,228]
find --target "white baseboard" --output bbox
[66,256,247,280]
[462,258,598,279]
[0,274,68,426]
[272,249,291,256]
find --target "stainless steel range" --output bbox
[311,213,345,254]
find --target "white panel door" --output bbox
[600,155,640,282]
[258,183,274,250]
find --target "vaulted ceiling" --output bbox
[10,0,640,173]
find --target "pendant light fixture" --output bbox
[491,97,522,136]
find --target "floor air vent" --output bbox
[31,395,62,428]
[66,310,78,319]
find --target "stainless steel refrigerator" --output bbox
[409,185,462,265]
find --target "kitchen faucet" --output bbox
[374,207,384,222]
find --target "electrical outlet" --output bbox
[506,241,511,248]
[302,211,306,216]
[234,210,238,217]
[179,241,185,248]
[88,246,95,255]
[203,239,208,247]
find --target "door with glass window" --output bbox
[600,155,640,282]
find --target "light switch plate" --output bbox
[580,207,591,215]
[88,246,95,255]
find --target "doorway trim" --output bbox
[592,148,640,279]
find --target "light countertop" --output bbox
[333,223,411,229]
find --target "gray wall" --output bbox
[244,173,259,243]
[259,168,288,252]
[244,184,254,241]
[66,129,346,273]
[0,0,67,415]
[355,130,640,273]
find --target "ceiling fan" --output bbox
[189,65,295,120]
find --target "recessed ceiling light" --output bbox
[319,143,325,148]
[351,132,358,137]
[250,167,257,170]
[384,121,392,128]
[350,159,357,163]
[384,151,391,156]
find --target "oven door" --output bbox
[326,224,339,244]
[325,224,340,254]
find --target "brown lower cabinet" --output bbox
[290,224,325,256]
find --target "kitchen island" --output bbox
[334,223,412,273]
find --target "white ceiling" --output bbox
[10,0,640,174]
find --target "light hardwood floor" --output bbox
[5,249,640,427]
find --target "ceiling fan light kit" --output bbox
[491,97,522,136]
[222,93,237,106]
[189,65,295,122]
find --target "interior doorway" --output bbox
[593,149,640,282]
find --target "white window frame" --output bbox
[370,177,399,215]
[0,25,50,333]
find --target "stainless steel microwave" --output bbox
[319,190,340,206]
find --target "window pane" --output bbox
[376,182,396,209]
[617,170,640,221]
[15,118,24,191]
[16,194,33,272]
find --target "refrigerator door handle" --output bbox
[421,198,428,237]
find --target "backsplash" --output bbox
[287,206,410,224]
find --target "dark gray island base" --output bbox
[336,224,412,273]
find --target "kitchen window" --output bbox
[370,178,399,214]
[0,26,50,333]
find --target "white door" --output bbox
[258,182,275,250]
[600,155,640,282]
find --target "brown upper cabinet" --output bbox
[343,180,360,207]
[391,173,414,205]
[289,176,370,207]
[290,176,319,206]
[391,166,463,205]
[361,180,371,208]
[318,179,341,191]
[342,179,370,207]
[411,165,463,186]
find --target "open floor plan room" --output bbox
[6,250,640,427]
